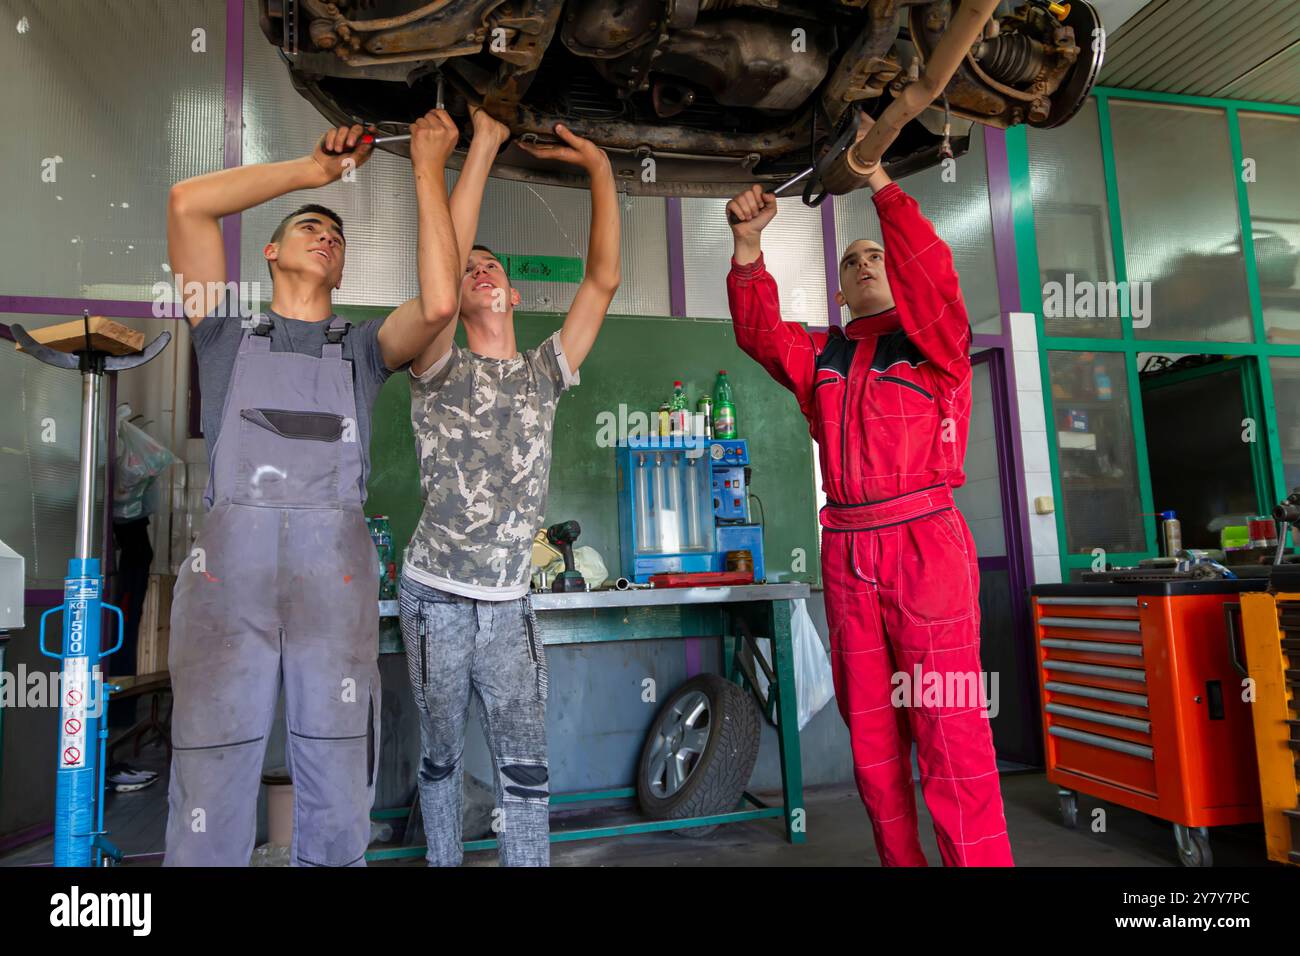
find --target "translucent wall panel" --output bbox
[961,361,1008,556]
[472,181,670,316]
[1270,358,1300,494]
[1240,112,1300,344]
[0,0,226,300]
[681,197,827,325]
[1,318,107,588]
[1048,351,1145,554]
[835,125,1000,335]
[1026,100,1119,339]
[241,6,669,315]
[954,359,1007,557]
[1110,101,1253,343]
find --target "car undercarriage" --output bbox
[258,0,1103,196]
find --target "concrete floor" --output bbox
[1,739,1270,867]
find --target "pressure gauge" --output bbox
[710,443,726,461]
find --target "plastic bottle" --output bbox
[714,370,737,439]
[697,394,713,439]
[669,381,689,436]
[1093,361,1112,401]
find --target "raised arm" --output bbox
[724,185,816,418]
[865,160,971,384]
[450,107,511,268]
[167,125,373,325]
[375,109,463,370]
[407,108,512,376]
[519,125,620,373]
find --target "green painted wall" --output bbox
[349,310,821,586]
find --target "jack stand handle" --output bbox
[36,602,124,658]
[37,604,64,659]
[100,602,125,659]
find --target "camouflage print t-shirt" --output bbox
[403,331,579,600]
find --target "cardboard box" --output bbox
[136,573,175,675]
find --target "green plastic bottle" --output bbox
[714,370,737,439]
[669,380,688,435]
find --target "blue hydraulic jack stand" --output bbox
[12,313,171,867]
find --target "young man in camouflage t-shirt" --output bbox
[400,116,621,866]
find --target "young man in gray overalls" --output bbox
[399,120,621,866]
[163,111,470,866]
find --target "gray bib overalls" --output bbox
[164,315,380,866]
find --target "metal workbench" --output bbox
[369,582,810,860]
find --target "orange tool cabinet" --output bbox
[1030,580,1265,866]
[1238,590,1300,866]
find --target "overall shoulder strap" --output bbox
[323,316,351,358]
[242,313,273,352]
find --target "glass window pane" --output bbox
[1271,357,1300,494]
[1027,100,1119,339]
[1110,102,1252,343]
[1240,113,1300,345]
[0,0,227,300]
[834,125,1000,334]
[682,196,827,325]
[1048,351,1145,554]
[954,359,1007,556]
[0,318,108,588]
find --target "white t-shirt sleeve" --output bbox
[410,342,459,392]
[535,329,580,392]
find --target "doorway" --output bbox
[957,349,1040,766]
[1139,355,1273,551]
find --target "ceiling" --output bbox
[1094,0,1300,105]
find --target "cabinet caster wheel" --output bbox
[1173,824,1212,867]
[1058,788,1078,829]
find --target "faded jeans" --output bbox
[398,574,550,866]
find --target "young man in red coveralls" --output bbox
[725,140,1014,867]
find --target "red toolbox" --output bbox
[1030,579,1265,866]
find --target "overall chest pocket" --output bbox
[875,374,934,402]
[872,373,940,430]
[235,407,342,505]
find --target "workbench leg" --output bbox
[770,600,806,844]
[721,632,740,687]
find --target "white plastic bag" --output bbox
[113,412,179,520]
[753,598,836,731]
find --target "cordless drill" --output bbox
[546,520,586,593]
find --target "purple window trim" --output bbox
[665,197,687,317]
[983,128,1022,316]
[977,554,1011,572]
[24,590,65,606]
[0,297,168,320]
[222,0,244,287]
[187,0,246,440]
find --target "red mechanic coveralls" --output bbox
[727,181,1013,866]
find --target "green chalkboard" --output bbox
[343,308,821,586]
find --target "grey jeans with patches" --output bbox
[398,575,550,866]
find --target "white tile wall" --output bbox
[1009,312,1061,582]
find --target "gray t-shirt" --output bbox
[190,310,394,501]
[404,331,579,600]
